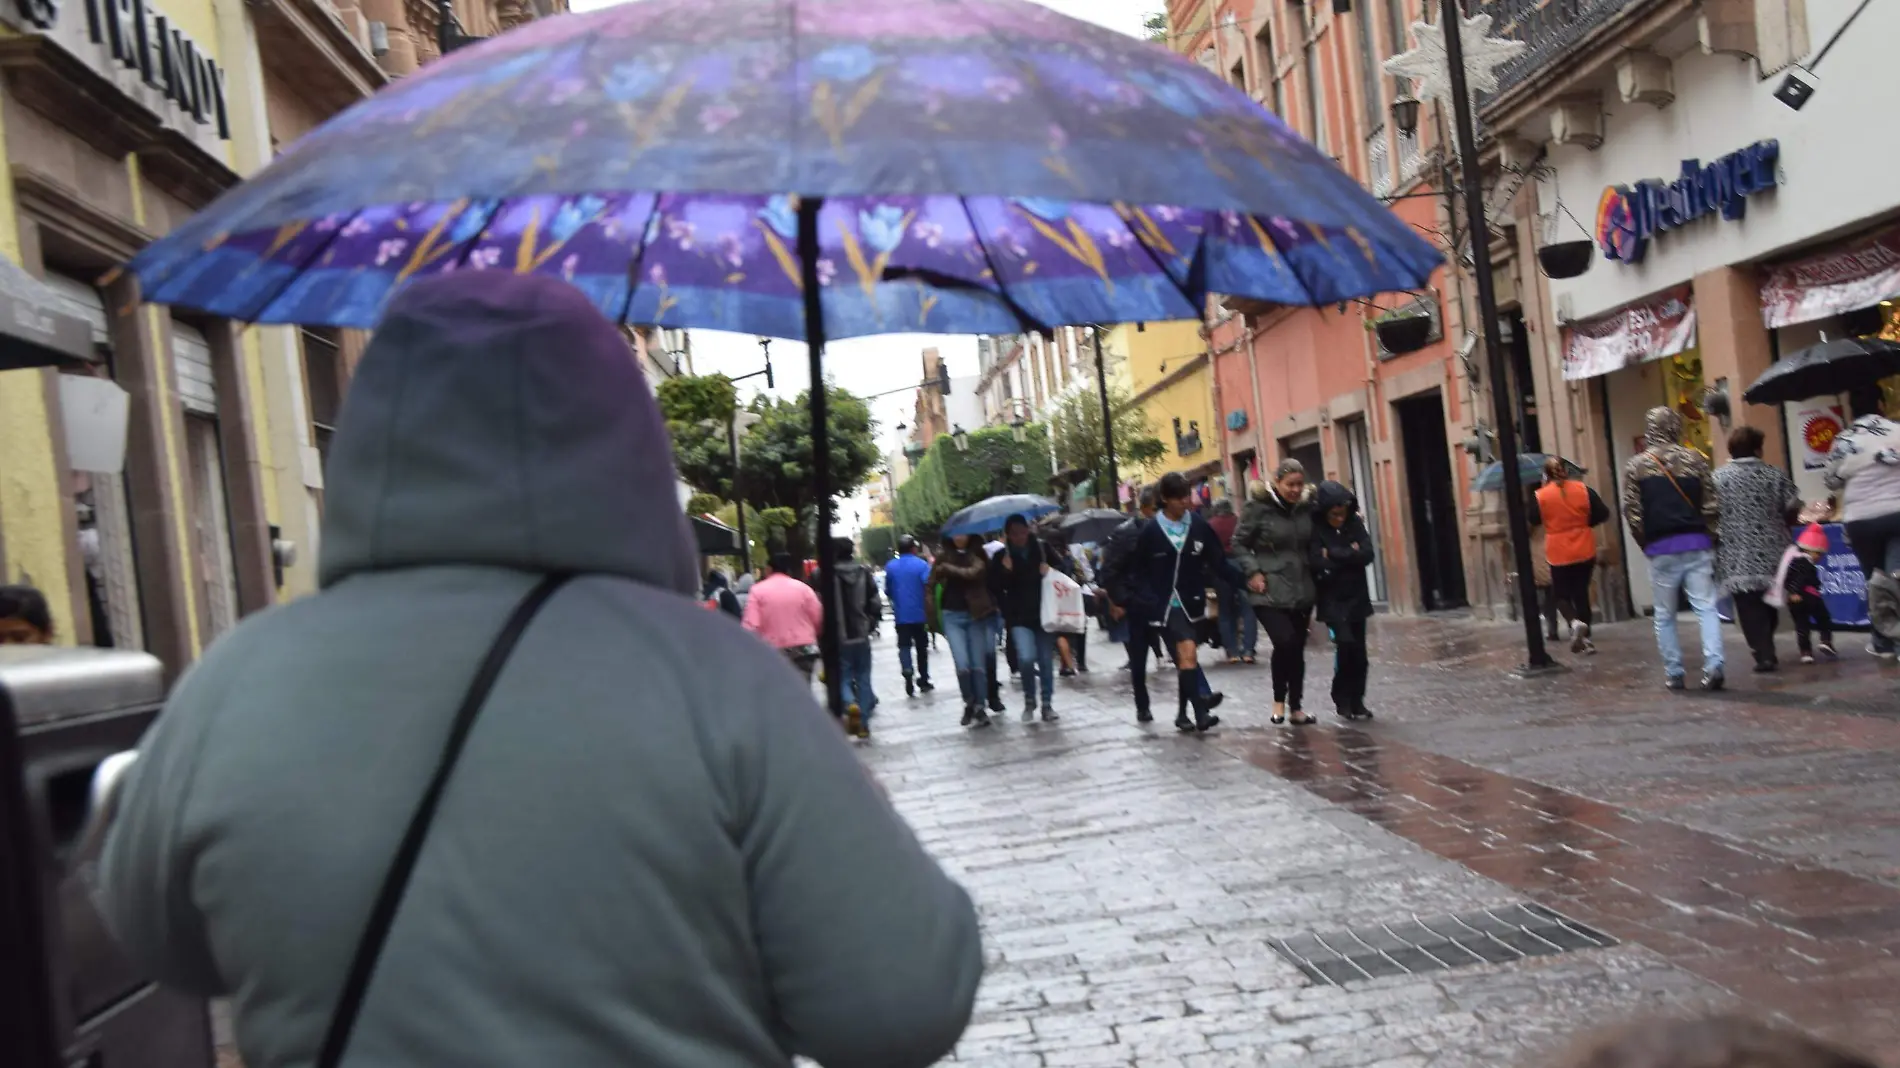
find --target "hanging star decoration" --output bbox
[1383,12,1528,106]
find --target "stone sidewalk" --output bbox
[852,612,1900,1066]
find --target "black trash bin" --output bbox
[0,645,214,1068]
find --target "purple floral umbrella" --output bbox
[117,0,1443,712]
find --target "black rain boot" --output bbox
[1184,673,1220,732]
[904,673,916,698]
[1174,683,1193,732]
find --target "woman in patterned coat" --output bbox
[1713,426,1801,673]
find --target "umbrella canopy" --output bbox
[942,494,1060,538]
[1473,453,1584,493]
[121,0,1440,336]
[1743,338,1900,406]
[1056,508,1126,544]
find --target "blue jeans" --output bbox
[1649,549,1725,679]
[940,610,990,707]
[1216,577,1258,657]
[841,641,878,716]
[1010,625,1058,705]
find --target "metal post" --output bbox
[797,196,846,714]
[436,0,452,54]
[1441,0,1554,670]
[728,416,749,574]
[1092,326,1120,510]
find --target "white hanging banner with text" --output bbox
[1761,225,1900,330]
[1562,286,1697,381]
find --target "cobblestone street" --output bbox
[854,612,1900,1066]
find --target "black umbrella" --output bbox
[1744,337,1900,405]
[1057,509,1127,544]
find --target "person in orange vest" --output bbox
[1528,456,1611,655]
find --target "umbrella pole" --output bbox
[799,195,846,717]
[1093,326,1119,510]
[1443,2,1555,672]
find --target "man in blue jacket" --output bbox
[885,535,936,697]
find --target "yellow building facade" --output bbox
[1099,320,1222,490]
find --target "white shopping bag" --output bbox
[1041,570,1087,633]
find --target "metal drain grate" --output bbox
[1267,903,1617,986]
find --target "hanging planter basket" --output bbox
[1376,313,1435,355]
[1538,239,1594,279]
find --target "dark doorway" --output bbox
[1503,310,1542,454]
[1281,438,1324,483]
[1395,392,1468,611]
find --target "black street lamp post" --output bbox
[1439,2,1554,671]
[1092,326,1119,510]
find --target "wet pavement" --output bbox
[852,612,1900,1066]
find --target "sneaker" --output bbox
[973,711,993,728]
[961,706,976,727]
[1195,712,1221,733]
[1753,660,1778,674]
[1059,668,1077,679]
[1022,703,1036,723]
[1570,621,1588,654]
[1136,708,1154,724]
[845,705,864,737]
[1041,705,1059,723]
[1701,670,1726,692]
[1174,714,1195,732]
[1665,675,1687,691]
[904,675,916,698]
[1819,643,1838,660]
[1869,643,1897,660]
[919,678,935,693]
[988,695,1007,713]
[1355,705,1376,721]
[1801,654,1816,665]
[1582,638,1597,655]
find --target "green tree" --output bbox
[1050,384,1166,501]
[860,525,898,564]
[893,425,1054,536]
[660,375,880,556]
[1143,11,1168,41]
[686,493,725,517]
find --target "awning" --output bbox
[0,254,96,372]
[691,514,742,556]
[1561,285,1697,381]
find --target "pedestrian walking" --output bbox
[1205,498,1259,664]
[996,515,1060,722]
[745,553,825,680]
[1234,459,1319,725]
[981,533,1010,712]
[0,584,55,645]
[815,536,883,738]
[1123,473,1239,732]
[1783,524,1838,664]
[1823,385,1900,658]
[733,568,756,612]
[1623,406,1726,691]
[1047,532,1090,676]
[1310,481,1376,721]
[1713,426,1801,672]
[94,272,982,1068]
[930,534,999,727]
[702,569,742,618]
[884,535,936,697]
[1529,455,1612,654]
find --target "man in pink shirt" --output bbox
[744,553,825,678]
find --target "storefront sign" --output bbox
[9,0,229,141]
[1561,285,1697,381]
[1760,223,1900,330]
[1595,140,1780,264]
[1793,404,1845,470]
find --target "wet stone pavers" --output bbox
[852,614,1899,1065]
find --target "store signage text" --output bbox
[1595,140,1779,265]
[13,0,232,139]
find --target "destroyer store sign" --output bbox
[1595,140,1779,265]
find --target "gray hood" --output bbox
[318,272,698,596]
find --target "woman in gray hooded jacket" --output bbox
[97,273,982,1068]
[1232,459,1319,725]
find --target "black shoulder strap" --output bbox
[316,573,574,1068]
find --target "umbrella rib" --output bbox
[615,194,666,326]
[1120,206,1201,317]
[958,197,1048,335]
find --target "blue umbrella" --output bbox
[1473,454,1584,493]
[112,0,1442,714]
[942,495,1061,538]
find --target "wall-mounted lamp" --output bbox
[1391,95,1421,137]
[952,425,970,451]
[1010,411,1028,443]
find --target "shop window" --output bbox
[302,328,343,480]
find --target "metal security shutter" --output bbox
[46,272,144,650]
[186,416,239,642]
[171,320,217,415]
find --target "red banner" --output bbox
[1562,286,1697,381]
[1761,224,1900,330]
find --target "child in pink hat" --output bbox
[1785,524,1837,664]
